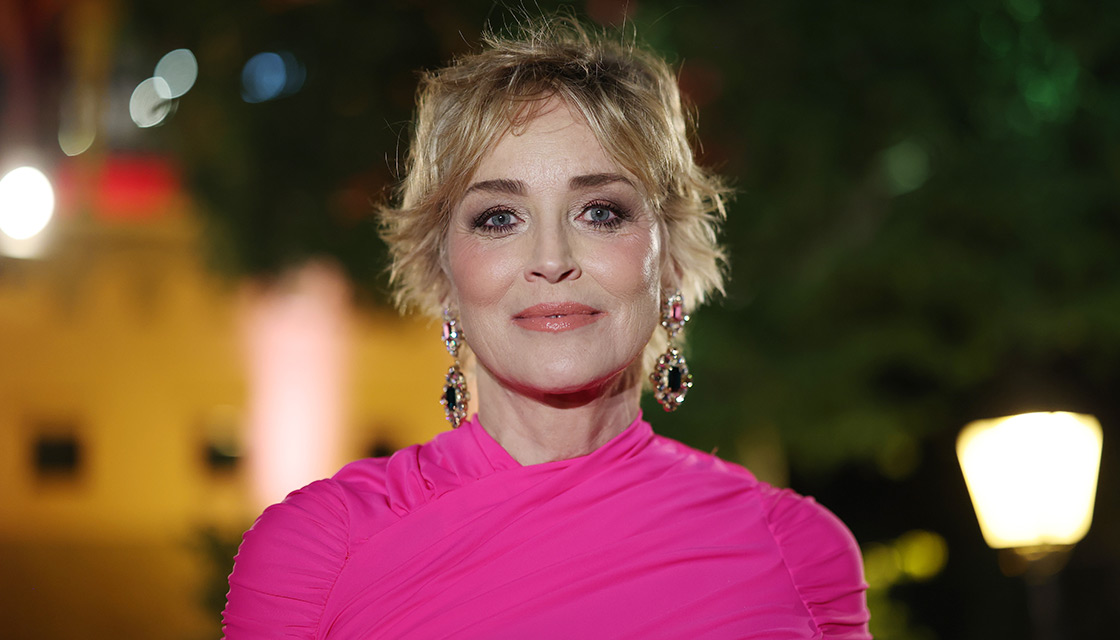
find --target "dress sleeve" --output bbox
[763,487,871,639]
[222,479,350,639]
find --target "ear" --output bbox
[659,254,683,297]
[436,238,457,312]
[437,286,456,315]
[655,214,682,295]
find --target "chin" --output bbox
[514,356,640,398]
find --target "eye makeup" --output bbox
[578,199,631,231]
[471,207,521,234]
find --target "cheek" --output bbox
[593,229,662,302]
[446,235,518,307]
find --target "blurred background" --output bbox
[1,0,1116,638]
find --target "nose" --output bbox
[526,220,581,283]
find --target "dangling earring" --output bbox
[651,291,692,412]
[440,308,469,428]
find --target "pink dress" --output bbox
[223,414,870,638]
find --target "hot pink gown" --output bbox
[223,413,870,638]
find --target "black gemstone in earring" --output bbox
[651,293,692,412]
[668,366,683,393]
[440,310,469,428]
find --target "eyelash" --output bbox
[580,200,628,230]
[470,200,630,235]
[471,208,519,234]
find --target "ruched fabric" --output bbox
[223,414,870,639]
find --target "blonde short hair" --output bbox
[378,18,728,320]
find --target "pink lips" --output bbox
[512,302,604,333]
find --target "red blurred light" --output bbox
[93,155,181,221]
[55,154,181,221]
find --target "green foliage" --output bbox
[632,0,1120,478]
[132,0,1120,470]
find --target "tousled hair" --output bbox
[378,17,729,366]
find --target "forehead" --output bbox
[470,98,621,182]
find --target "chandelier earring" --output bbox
[440,308,469,428]
[650,291,692,412]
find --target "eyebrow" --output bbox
[569,173,634,190]
[464,179,525,196]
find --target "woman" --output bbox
[223,19,870,639]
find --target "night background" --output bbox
[1,0,1117,638]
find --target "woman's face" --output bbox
[446,98,663,397]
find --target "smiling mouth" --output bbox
[513,303,604,333]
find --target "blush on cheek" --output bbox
[599,229,661,297]
[446,235,519,308]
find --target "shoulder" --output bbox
[645,433,760,485]
[758,485,871,638]
[223,458,393,639]
[646,435,869,637]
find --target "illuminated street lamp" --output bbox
[957,411,1103,638]
[958,411,1102,553]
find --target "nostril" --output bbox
[527,261,580,283]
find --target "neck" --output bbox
[474,364,643,466]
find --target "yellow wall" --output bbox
[0,211,448,638]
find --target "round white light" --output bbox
[0,166,55,240]
[155,48,198,98]
[130,77,174,128]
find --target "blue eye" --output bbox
[472,208,519,233]
[586,206,615,223]
[484,212,515,227]
[580,202,625,229]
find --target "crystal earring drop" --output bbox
[651,291,692,412]
[440,309,469,428]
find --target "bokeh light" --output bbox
[154,48,198,98]
[242,263,348,510]
[881,139,931,196]
[129,77,174,128]
[241,51,305,103]
[0,166,55,240]
[863,542,903,589]
[895,530,948,582]
[58,123,96,157]
[863,529,948,589]
[58,86,97,156]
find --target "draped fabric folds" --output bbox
[224,414,870,639]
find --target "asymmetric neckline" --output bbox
[224,410,871,639]
[463,411,654,472]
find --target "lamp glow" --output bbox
[0,166,55,240]
[241,263,349,510]
[957,411,1102,549]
